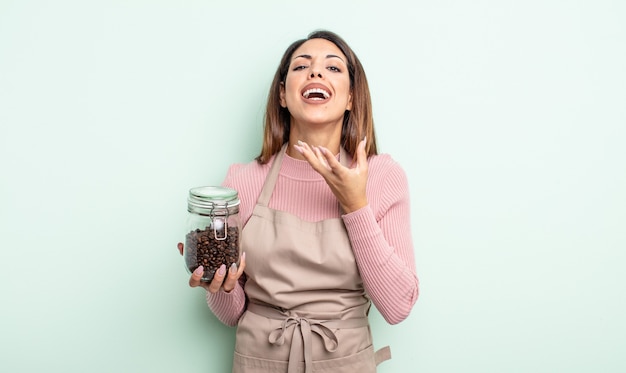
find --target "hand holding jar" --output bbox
[177,186,246,293]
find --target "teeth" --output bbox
[303,88,330,99]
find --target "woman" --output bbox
[178,29,419,373]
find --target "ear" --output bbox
[346,90,353,111]
[280,81,287,108]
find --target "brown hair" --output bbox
[256,30,378,164]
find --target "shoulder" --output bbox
[367,153,409,185]
[221,158,273,221]
[366,153,411,214]
[223,158,271,187]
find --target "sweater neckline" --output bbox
[279,151,339,181]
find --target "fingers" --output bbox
[293,141,337,174]
[188,252,246,294]
[188,264,224,292]
[312,146,332,170]
[294,141,328,172]
[189,265,212,291]
[294,138,369,175]
[200,252,246,293]
[206,264,227,293]
[223,252,246,293]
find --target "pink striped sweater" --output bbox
[206,151,419,325]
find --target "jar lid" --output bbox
[188,186,240,214]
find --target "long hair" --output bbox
[256,30,378,164]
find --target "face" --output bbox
[280,38,352,128]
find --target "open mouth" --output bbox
[302,88,330,100]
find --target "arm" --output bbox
[342,163,419,324]
[179,242,247,327]
[205,275,247,326]
[181,162,256,327]
[203,162,255,327]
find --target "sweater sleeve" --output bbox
[342,160,419,325]
[205,276,247,327]
[202,163,253,327]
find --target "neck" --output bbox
[286,120,342,159]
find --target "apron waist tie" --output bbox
[247,303,370,373]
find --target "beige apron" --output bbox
[232,145,390,373]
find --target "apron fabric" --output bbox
[232,145,391,373]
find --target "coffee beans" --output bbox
[185,226,240,282]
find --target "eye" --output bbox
[292,65,308,71]
[327,66,341,72]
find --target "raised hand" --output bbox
[293,137,369,213]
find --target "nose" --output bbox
[310,71,322,78]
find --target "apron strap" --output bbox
[375,345,392,365]
[257,144,287,207]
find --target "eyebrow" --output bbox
[293,54,345,63]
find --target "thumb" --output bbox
[355,137,368,171]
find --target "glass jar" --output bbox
[184,186,241,282]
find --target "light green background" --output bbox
[1,1,625,372]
